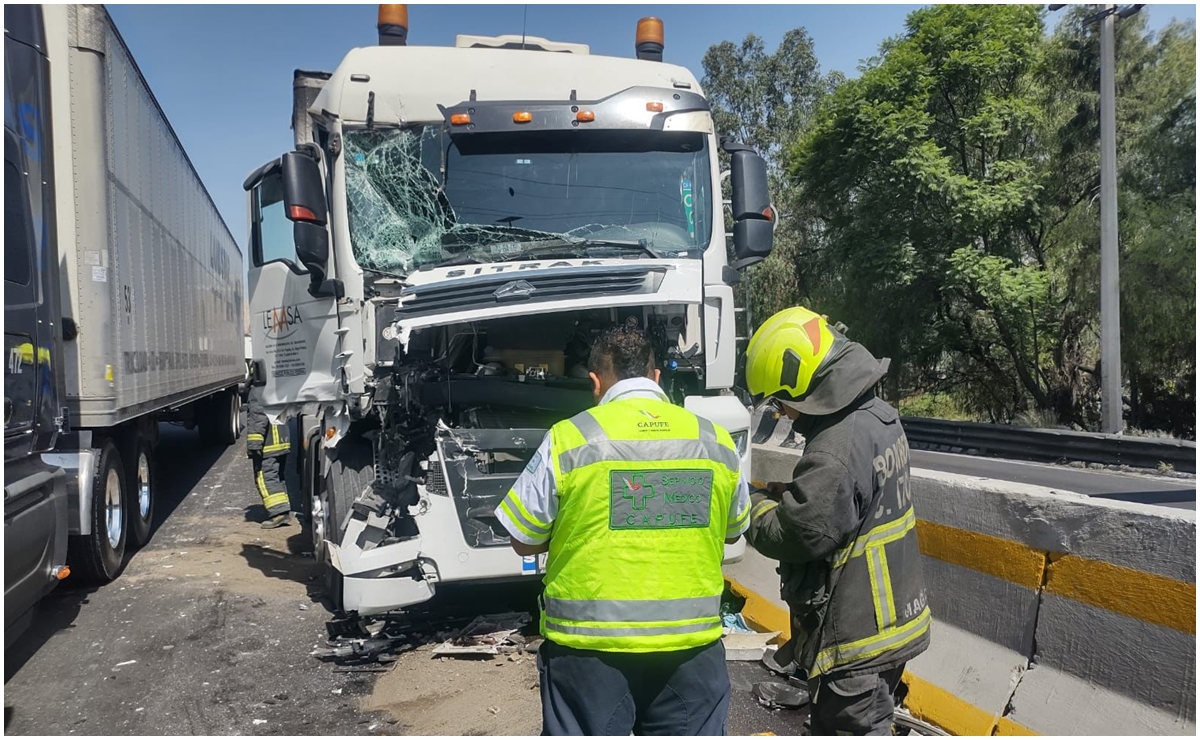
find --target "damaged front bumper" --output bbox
[334,405,749,616]
[332,426,548,616]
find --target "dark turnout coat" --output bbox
[746,342,929,679]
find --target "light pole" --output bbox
[1048,3,1142,433]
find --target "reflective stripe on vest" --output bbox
[542,401,738,653]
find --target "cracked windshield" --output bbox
[345,127,711,274]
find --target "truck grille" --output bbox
[394,265,665,318]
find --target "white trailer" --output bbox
[4,4,245,641]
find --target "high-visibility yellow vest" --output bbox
[541,396,740,653]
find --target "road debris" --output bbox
[722,612,757,634]
[113,660,137,668]
[432,612,531,657]
[312,634,410,664]
[723,630,782,661]
[752,681,810,710]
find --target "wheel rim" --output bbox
[137,452,151,520]
[230,394,240,439]
[105,467,123,549]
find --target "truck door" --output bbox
[5,130,41,458]
[244,160,342,410]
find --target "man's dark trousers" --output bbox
[537,638,730,736]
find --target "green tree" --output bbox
[788,4,1196,434]
[701,31,843,332]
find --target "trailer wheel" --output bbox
[321,437,374,613]
[68,440,127,583]
[126,439,155,548]
[200,389,241,447]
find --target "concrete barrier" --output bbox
[736,444,1196,736]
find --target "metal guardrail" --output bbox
[901,417,1197,474]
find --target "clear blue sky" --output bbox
[107,3,1195,263]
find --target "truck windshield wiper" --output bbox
[363,265,408,280]
[572,238,667,260]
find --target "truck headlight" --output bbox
[730,430,749,457]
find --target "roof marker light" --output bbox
[635,17,664,61]
[378,5,408,46]
[450,113,471,125]
[576,111,595,122]
[646,101,664,113]
[513,111,533,123]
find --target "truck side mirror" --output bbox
[281,151,340,297]
[723,141,775,269]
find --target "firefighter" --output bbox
[742,307,929,736]
[494,326,751,735]
[245,388,292,529]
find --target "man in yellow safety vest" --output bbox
[495,326,751,735]
[743,307,929,735]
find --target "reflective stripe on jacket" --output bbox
[245,400,290,457]
[747,393,929,678]
[541,397,740,653]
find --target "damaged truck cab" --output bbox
[244,7,775,615]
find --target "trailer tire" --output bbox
[68,440,127,583]
[126,438,155,548]
[200,389,241,447]
[321,437,374,613]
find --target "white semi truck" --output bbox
[4,4,245,644]
[244,6,775,614]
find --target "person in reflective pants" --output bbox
[495,327,752,736]
[245,389,292,529]
[743,307,929,736]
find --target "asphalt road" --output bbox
[910,450,1196,510]
[4,423,808,736]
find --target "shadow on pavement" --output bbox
[4,583,98,683]
[6,424,225,686]
[149,424,229,538]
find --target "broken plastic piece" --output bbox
[722,630,781,661]
[432,612,532,657]
[752,681,810,710]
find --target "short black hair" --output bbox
[588,326,656,381]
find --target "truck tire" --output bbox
[321,437,374,612]
[126,438,155,548]
[68,440,127,583]
[200,389,241,447]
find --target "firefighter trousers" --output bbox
[807,665,906,736]
[251,454,290,517]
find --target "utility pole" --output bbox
[1048,3,1141,433]
[1097,4,1122,434]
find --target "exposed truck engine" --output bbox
[243,7,776,614]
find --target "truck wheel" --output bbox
[126,439,155,548]
[68,440,127,583]
[321,438,374,612]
